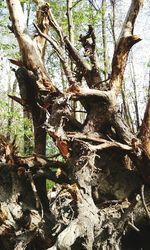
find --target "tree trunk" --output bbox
[1,0,150,249]
[101,0,108,80]
[7,80,17,140]
[23,110,33,155]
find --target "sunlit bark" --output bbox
[1,0,149,249]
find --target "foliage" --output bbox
[0,0,149,153]
[0,97,33,154]
[46,179,55,190]
[0,1,149,249]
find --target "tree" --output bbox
[0,0,150,249]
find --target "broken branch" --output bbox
[110,0,143,95]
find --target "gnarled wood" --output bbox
[33,0,50,59]
[110,0,143,95]
[3,0,150,249]
[6,0,55,91]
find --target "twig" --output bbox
[71,0,82,9]
[128,214,140,232]
[128,222,140,232]
[33,23,64,61]
[34,23,77,86]
[93,77,110,87]
[27,171,44,219]
[141,185,150,221]
[88,0,100,11]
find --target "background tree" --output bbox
[0,0,150,249]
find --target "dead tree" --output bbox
[0,0,150,249]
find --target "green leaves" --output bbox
[0,97,32,155]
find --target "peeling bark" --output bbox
[6,0,55,91]
[2,0,150,249]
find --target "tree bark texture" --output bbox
[1,0,150,249]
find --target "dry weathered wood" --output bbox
[34,23,77,86]
[67,132,132,150]
[6,0,55,91]
[110,0,143,95]
[3,0,150,249]
[33,0,50,59]
[6,0,57,213]
[140,98,150,159]
[79,25,101,87]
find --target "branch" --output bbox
[68,86,115,104]
[88,0,100,11]
[67,132,132,151]
[8,95,26,107]
[79,25,101,86]
[45,4,92,82]
[6,0,26,35]
[64,37,91,74]
[33,1,50,59]
[47,8,64,44]
[9,58,24,67]
[67,0,74,44]
[140,97,150,159]
[71,0,82,9]
[6,0,55,91]
[27,170,44,214]
[17,155,68,170]
[110,0,143,95]
[34,23,63,59]
[34,168,70,184]
[17,156,70,184]
[35,1,99,88]
[34,23,77,86]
